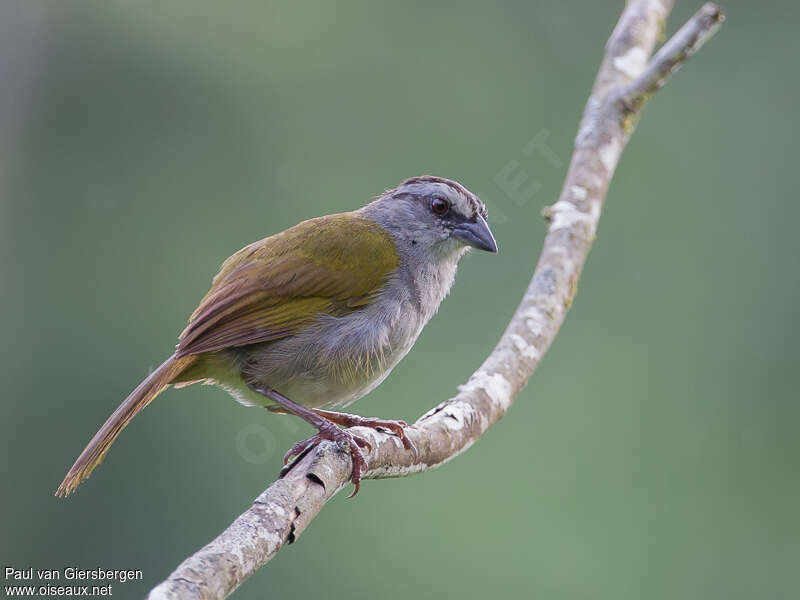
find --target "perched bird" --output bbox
[56,176,497,497]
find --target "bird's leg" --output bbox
[311,409,418,459]
[248,384,371,497]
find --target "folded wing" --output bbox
[176,214,399,357]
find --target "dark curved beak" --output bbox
[453,214,498,253]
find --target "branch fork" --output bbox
[148,3,724,598]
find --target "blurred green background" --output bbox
[2,1,798,598]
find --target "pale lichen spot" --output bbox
[613,46,648,78]
[509,333,541,361]
[570,185,588,201]
[598,138,621,173]
[368,461,432,479]
[479,411,490,433]
[441,400,473,431]
[459,371,512,411]
[589,200,602,234]
[561,257,576,282]
[524,306,546,336]
[257,530,282,552]
[548,200,593,232]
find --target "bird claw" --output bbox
[283,437,316,465]
[282,424,370,497]
[281,415,417,497]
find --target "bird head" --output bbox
[361,176,498,261]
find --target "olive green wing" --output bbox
[175,213,398,358]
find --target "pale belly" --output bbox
[199,300,425,410]
[187,252,461,411]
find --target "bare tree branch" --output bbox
[148,2,724,598]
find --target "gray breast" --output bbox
[238,256,460,409]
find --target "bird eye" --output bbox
[430,197,450,215]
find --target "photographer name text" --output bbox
[4,567,143,597]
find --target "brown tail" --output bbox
[55,354,196,497]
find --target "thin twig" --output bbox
[148,2,723,598]
[623,3,725,107]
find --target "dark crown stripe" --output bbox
[398,175,487,219]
